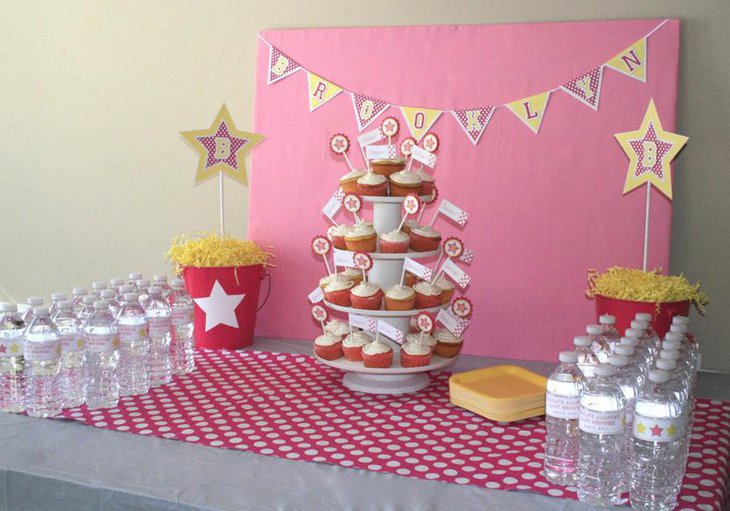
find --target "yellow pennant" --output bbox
[606,38,647,82]
[307,72,343,112]
[506,92,551,134]
[400,107,442,142]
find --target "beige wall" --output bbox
[2,0,728,370]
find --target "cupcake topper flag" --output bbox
[432,236,464,284]
[311,235,333,276]
[397,193,421,232]
[416,311,435,345]
[343,193,363,225]
[417,187,439,224]
[400,137,417,172]
[311,304,329,335]
[408,132,439,173]
[353,252,373,283]
[181,104,265,237]
[614,99,688,271]
[381,117,399,145]
[330,134,355,173]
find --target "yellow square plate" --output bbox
[450,395,545,423]
[449,365,548,412]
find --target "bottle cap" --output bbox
[656,358,677,371]
[619,336,638,347]
[649,369,671,383]
[614,345,634,356]
[72,287,87,296]
[129,273,143,280]
[573,335,592,347]
[662,339,682,351]
[32,306,49,315]
[92,281,107,290]
[137,279,150,288]
[608,354,628,367]
[594,364,617,377]
[586,324,603,335]
[82,295,96,305]
[672,315,690,326]
[27,297,43,306]
[631,320,649,330]
[170,278,185,287]
[110,278,125,286]
[635,312,652,322]
[149,286,163,296]
[670,324,688,334]
[660,349,681,361]
[559,351,578,363]
[58,300,73,310]
[625,328,643,338]
[599,314,616,325]
[0,302,18,312]
[665,332,684,343]
[119,284,135,293]
[153,275,168,282]
[100,290,116,299]
[124,292,139,301]
[51,292,67,301]
[93,301,109,310]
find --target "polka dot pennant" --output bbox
[60,350,729,508]
[560,66,604,111]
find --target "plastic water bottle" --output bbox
[53,301,86,408]
[620,335,651,372]
[23,307,62,418]
[109,278,125,299]
[49,292,67,317]
[118,284,135,303]
[71,287,87,315]
[631,369,686,511]
[599,314,621,352]
[100,289,121,318]
[668,325,699,373]
[614,344,647,387]
[153,275,172,299]
[144,286,172,386]
[0,303,26,413]
[573,335,598,379]
[608,354,639,493]
[128,272,143,285]
[586,324,611,363]
[655,358,689,404]
[661,340,693,384]
[544,351,584,485]
[117,292,150,396]
[577,363,626,506]
[77,295,97,326]
[91,280,108,294]
[169,278,195,375]
[636,312,661,352]
[136,279,151,309]
[82,301,120,409]
[21,296,44,323]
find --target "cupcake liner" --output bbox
[324,287,353,307]
[439,288,455,305]
[390,183,423,197]
[350,290,383,310]
[379,239,409,253]
[314,342,343,361]
[384,295,416,311]
[342,345,364,361]
[332,235,348,250]
[339,180,359,194]
[401,350,432,368]
[345,235,377,252]
[356,182,388,196]
[371,162,405,177]
[409,232,441,252]
[434,341,463,358]
[415,292,442,309]
[363,350,393,368]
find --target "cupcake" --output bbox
[342,330,372,361]
[362,341,393,368]
[403,220,420,235]
[330,224,353,250]
[389,170,423,197]
[409,225,441,252]
[313,333,343,360]
[356,172,388,196]
[325,319,350,337]
[379,229,410,253]
[339,169,365,194]
[339,268,363,286]
[384,284,416,311]
[350,282,383,310]
[433,328,464,358]
[416,168,435,195]
[371,158,406,177]
[434,275,455,305]
[413,281,443,309]
[400,341,433,367]
[323,278,355,306]
[406,332,437,353]
[319,273,344,290]
[344,224,377,252]
[403,271,420,287]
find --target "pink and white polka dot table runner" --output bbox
[61,350,729,509]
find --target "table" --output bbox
[1,337,728,511]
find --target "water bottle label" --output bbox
[86,334,120,353]
[60,333,85,354]
[148,316,172,337]
[579,408,625,435]
[172,306,194,326]
[0,336,23,358]
[633,416,684,443]
[24,340,61,361]
[545,393,580,420]
[119,323,149,342]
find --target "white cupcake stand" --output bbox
[315,195,459,394]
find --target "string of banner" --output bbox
[257,19,667,144]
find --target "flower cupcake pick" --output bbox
[343,193,363,225]
[410,132,439,174]
[381,117,399,146]
[401,137,416,172]
[311,304,329,335]
[353,251,373,283]
[396,193,421,232]
[431,237,464,284]
[311,235,333,275]
[452,297,473,318]
[330,134,355,173]
[416,311,435,344]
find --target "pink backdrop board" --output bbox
[249,20,680,362]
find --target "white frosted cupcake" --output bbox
[409,225,441,252]
[339,169,366,194]
[362,341,393,368]
[384,284,416,311]
[401,341,432,367]
[413,281,443,308]
[389,170,423,196]
[433,328,464,358]
[416,168,435,194]
[350,282,383,310]
[406,332,437,353]
[356,172,388,196]
[342,330,372,361]
[434,275,456,304]
[344,223,377,252]
[379,229,410,253]
[325,319,350,337]
[313,332,343,360]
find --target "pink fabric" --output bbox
[61,350,728,508]
[249,20,680,361]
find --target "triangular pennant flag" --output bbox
[606,38,647,83]
[351,93,389,132]
[307,72,343,112]
[560,66,604,111]
[506,92,551,134]
[267,45,301,84]
[451,107,496,145]
[400,107,442,142]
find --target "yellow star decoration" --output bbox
[9,343,20,354]
[181,104,265,187]
[139,328,148,338]
[76,339,85,349]
[112,337,121,350]
[636,422,647,434]
[667,423,677,437]
[614,99,688,200]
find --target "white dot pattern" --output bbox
[351,93,389,132]
[60,350,730,507]
[560,66,603,110]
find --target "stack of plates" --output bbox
[449,365,548,422]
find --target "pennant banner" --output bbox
[267,45,301,84]
[403,257,432,281]
[606,38,647,83]
[349,313,377,333]
[507,92,551,134]
[411,145,437,168]
[351,94,389,132]
[451,107,495,145]
[308,72,343,111]
[441,258,471,288]
[560,67,604,111]
[401,107,442,142]
[377,320,405,344]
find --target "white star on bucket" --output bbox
[193,280,246,332]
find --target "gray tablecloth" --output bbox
[1,338,727,511]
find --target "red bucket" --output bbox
[594,294,690,339]
[182,265,271,350]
